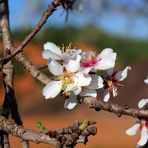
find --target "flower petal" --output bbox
[138,98,148,109]
[42,81,62,99]
[48,59,63,76]
[64,84,74,92]
[64,84,82,95]
[80,88,97,98]
[64,94,77,110]
[126,120,141,136]
[88,75,104,89]
[65,83,83,96]
[98,48,114,57]
[65,55,81,73]
[106,68,114,76]
[79,66,92,74]
[72,85,82,95]
[62,52,70,61]
[62,49,82,61]
[42,50,61,60]
[103,90,110,102]
[115,66,131,81]
[43,42,62,60]
[73,72,92,87]
[137,126,148,147]
[95,48,117,70]
[144,76,148,84]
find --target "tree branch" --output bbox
[0,0,62,68]
[37,64,48,70]
[83,97,148,119]
[0,115,59,147]
[16,53,50,85]
[0,0,62,85]
[0,0,29,147]
[16,0,61,51]
[0,115,97,148]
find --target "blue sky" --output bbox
[9,0,148,39]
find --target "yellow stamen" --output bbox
[107,80,113,87]
[61,72,76,91]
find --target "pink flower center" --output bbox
[81,57,98,67]
[141,120,148,129]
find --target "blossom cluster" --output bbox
[42,42,131,109]
[126,76,148,147]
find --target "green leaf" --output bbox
[36,121,48,134]
[79,119,90,131]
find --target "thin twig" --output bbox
[0,0,62,68]
[16,53,50,85]
[16,0,61,51]
[37,64,48,70]
[83,97,148,119]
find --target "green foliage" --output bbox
[13,24,148,65]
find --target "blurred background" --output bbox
[0,0,148,147]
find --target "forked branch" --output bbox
[0,115,97,148]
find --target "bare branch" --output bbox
[16,0,61,51]
[83,97,148,119]
[0,0,29,147]
[17,0,61,51]
[0,0,62,86]
[0,0,62,68]
[16,53,50,85]
[0,115,97,148]
[0,115,59,147]
[0,0,17,147]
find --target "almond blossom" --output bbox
[42,42,82,75]
[79,74,104,98]
[42,60,91,109]
[80,48,117,74]
[42,42,82,61]
[42,42,63,60]
[126,98,148,147]
[102,66,131,102]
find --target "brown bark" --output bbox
[0,0,29,147]
[83,97,148,119]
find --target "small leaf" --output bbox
[36,121,48,134]
[79,119,90,131]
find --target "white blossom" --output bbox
[79,74,104,98]
[42,42,82,75]
[80,48,117,74]
[42,42,62,60]
[126,99,148,147]
[103,66,131,102]
[42,54,91,109]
